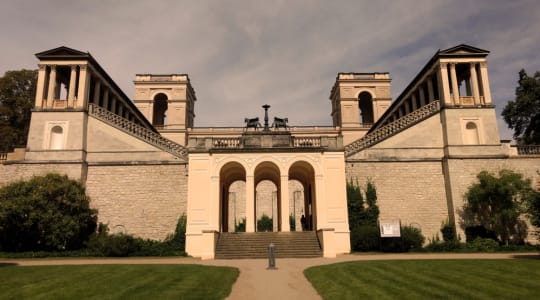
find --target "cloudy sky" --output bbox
[1,0,539,139]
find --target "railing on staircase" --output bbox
[88,104,188,160]
[345,100,441,157]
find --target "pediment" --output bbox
[439,44,489,55]
[35,46,89,59]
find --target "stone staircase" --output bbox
[215,231,322,259]
[88,103,188,160]
[345,100,441,157]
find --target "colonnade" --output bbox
[383,59,492,126]
[34,62,148,127]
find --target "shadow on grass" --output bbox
[0,263,18,267]
[512,254,540,260]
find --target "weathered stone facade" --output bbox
[1,44,539,259]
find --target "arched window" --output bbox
[464,122,479,144]
[358,92,374,124]
[49,126,64,150]
[153,93,168,127]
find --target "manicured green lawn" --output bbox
[305,259,540,300]
[0,264,239,299]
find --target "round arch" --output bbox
[254,161,281,231]
[358,91,374,124]
[289,161,317,231]
[153,93,168,127]
[219,162,246,232]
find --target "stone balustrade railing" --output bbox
[88,104,188,159]
[516,145,540,155]
[293,137,321,148]
[213,137,241,149]
[345,101,441,156]
[0,152,7,161]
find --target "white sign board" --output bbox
[380,221,401,237]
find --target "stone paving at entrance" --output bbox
[2,253,538,300]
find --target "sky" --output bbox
[1,0,539,139]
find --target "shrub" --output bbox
[465,225,497,243]
[87,216,187,257]
[350,225,380,251]
[441,220,456,242]
[0,173,97,252]
[401,225,425,250]
[257,214,273,232]
[468,238,499,252]
[235,218,246,232]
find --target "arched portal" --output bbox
[254,162,281,232]
[289,179,304,231]
[153,93,168,127]
[289,161,317,231]
[358,91,374,124]
[219,162,246,232]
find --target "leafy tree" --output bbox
[0,69,37,151]
[347,179,381,251]
[0,173,97,251]
[463,170,535,245]
[347,179,364,227]
[502,69,540,145]
[526,190,540,238]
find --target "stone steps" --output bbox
[215,231,322,259]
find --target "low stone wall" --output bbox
[0,162,84,187]
[85,163,189,240]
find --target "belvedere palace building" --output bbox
[1,45,539,259]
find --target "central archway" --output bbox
[254,162,281,231]
[289,161,317,231]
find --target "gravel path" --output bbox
[1,252,538,300]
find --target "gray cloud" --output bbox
[1,0,539,137]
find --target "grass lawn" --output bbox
[305,259,540,300]
[0,264,239,300]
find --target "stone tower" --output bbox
[329,73,392,145]
[134,74,196,146]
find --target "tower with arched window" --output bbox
[134,74,196,145]
[329,73,392,144]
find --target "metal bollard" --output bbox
[267,242,276,269]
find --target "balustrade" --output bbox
[0,152,7,161]
[516,145,540,155]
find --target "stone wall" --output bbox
[346,157,540,243]
[85,163,188,240]
[0,162,84,187]
[445,157,540,242]
[346,160,451,241]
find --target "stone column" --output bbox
[411,94,418,110]
[479,62,492,104]
[437,63,451,106]
[76,65,90,109]
[46,65,57,108]
[449,63,460,105]
[110,98,117,114]
[92,80,101,106]
[103,90,109,110]
[427,76,435,103]
[245,175,255,232]
[35,64,47,108]
[419,86,426,107]
[470,63,480,105]
[280,175,290,232]
[68,65,77,108]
